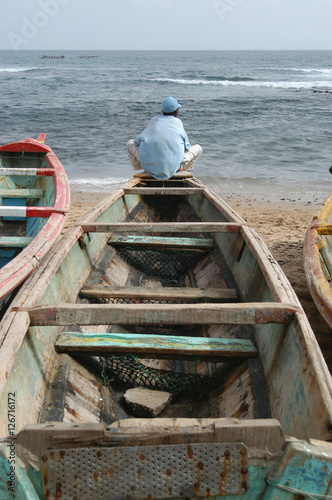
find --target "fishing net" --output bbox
[99,355,220,396]
[101,297,179,304]
[115,247,207,280]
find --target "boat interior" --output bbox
[0,151,54,268]
[2,175,332,498]
[41,182,266,424]
[6,174,326,447]
[41,190,270,425]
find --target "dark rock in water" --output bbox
[124,388,172,417]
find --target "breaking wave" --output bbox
[0,67,38,73]
[70,177,130,192]
[154,77,332,89]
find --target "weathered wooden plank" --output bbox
[0,168,53,176]
[55,332,257,361]
[16,419,285,455]
[108,234,214,250]
[133,172,193,179]
[0,188,43,198]
[79,285,238,302]
[0,236,34,247]
[39,355,71,423]
[124,187,203,195]
[20,302,299,326]
[0,206,66,218]
[82,222,243,233]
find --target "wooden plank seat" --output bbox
[0,206,67,218]
[124,187,203,195]
[17,302,300,326]
[55,332,257,362]
[133,171,193,179]
[108,234,214,251]
[79,285,238,302]
[0,188,44,198]
[0,236,34,247]
[82,222,243,233]
[0,168,53,176]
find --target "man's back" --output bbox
[134,115,190,180]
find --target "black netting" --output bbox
[97,297,181,305]
[99,355,220,395]
[116,247,207,279]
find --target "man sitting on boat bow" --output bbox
[127,97,202,180]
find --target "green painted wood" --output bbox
[0,453,42,500]
[0,236,34,247]
[108,234,214,250]
[0,188,43,198]
[262,441,332,499]
[55,332,257,361]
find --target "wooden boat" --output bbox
[304,193,332,329]
[1,173,332,499]
[0,134,70,316]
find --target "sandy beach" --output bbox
[66,191,332,372]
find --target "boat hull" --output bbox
[0,175,331,499]
[304,192,332,328]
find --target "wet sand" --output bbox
[65,191,332,372]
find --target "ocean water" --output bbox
[1,50,332,203]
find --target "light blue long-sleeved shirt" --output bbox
[134,115,191,180]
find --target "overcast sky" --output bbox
[1,0,332,51]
